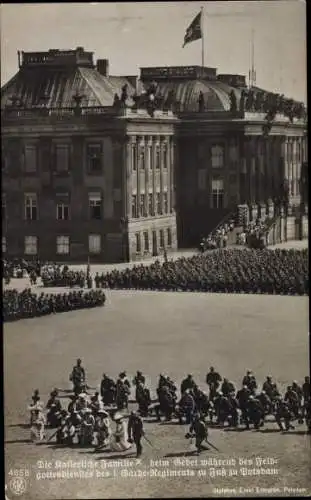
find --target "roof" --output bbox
[1,66,135,109]
[153,79,242,112]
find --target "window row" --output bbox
[2,143,103,174]
[2,193,104,221]
[135,228,172,253]
[2,235,102,255]
[131,146,168,171]
[131,192,171,218]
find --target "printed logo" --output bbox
[9,477,27,496]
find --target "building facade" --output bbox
[1,48,307,261]
[1,48,178,262]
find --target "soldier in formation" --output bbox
[3,288,106,322]
[94,248,308,296]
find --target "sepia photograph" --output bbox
[1,1,309,498]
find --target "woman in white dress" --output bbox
[110,413,132,452]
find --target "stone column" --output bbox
[124,136,132,219]
[170,137,176,213]
[136,135,141,217]
[146,136,152,216]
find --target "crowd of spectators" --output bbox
[3,288,106,322]
[236,218,271,248]
[95,249,308,296]
[3,258,41,282]
[199,219,236,251]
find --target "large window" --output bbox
[139,149,145,170]
[211,145,225,168]
[143,231,149,252]
[56,194,70,220]
[132,146,137,171]
[163,192,168,214]
[25,236,38,255]
[148,193,154,216]
[24,193,37,220]
[140,194,146,217]
[56,236,69,255]
[132,195,137,218]
[156,192,162,214]
[2,236,6,253]
[23,144,37,173]
[155,148,160,170]
[87,144,102,174]
[159,229,165,249]
[55,144,70,173]
[163,146,168,169]
[2,195,6,219]
[211,179,224,209]
[89,192,102,220]
[296,142,301,164]
[135,233,141,253]
[89,234,101,254]
[148,146,152,170]
[167,228,172,247]
[198,169,207,190]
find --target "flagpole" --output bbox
[201,6,205,68]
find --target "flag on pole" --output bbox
[183,11,202,48]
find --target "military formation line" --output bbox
[95,249,308,296]
[27,360,311,458]
[3,288,106,322]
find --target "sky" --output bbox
[0,1,307,102]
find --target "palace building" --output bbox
[1,47,308,261]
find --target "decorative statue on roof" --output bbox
[229,90,237,112]
[245,90,254,111]
[120,84,128,104]
[132,92,139,109]
[113,93,121,108]
[254,91,262,112]
[164,89,175,111]
[239,90,245,113]
[198,91,205,112]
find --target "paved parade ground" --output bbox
[4,287,310,499]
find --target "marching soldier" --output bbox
[246,395,264,430]
[221,378,236,397]
[70,358,86,395]
[275,396,295,431]
[237,385,251,426]
[258,390,272,417]
[284,385,300,419]
[186,414,209,455]
[206,367,222,401]
[133,371,146,388]
[180,374,197,395]
[128,411,144,458]
[242,370,257,394]
[227,392,239,427]
[135,382,151,417]
[262,376,279,403]
[178,389,196,425]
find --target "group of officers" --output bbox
[27,359,311,457]
[92,248,308,296]
[3,288,106,322]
